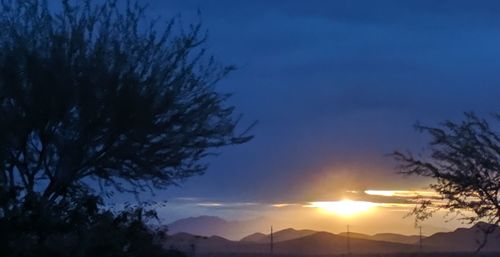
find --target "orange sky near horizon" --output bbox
[159,188,475,239]
[258,189,464,236]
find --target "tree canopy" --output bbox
[0,0,252,205]
[0,0,252,256]
[393,113,500,249]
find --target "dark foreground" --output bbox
[197,253,500,257]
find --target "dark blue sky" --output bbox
[137,1,500,211]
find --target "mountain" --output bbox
[240,232,267,242]
[372,233,422,244]
[372,233,425,244]
[164,231,420,255]
[166,216,267,240]
[422,222,500,252]
[241,228,317,243]
[338,231,422,244]
[164,218,500,255]
[243,229,421,245]
[163,232,266,255]
[273,231,418,255]
[270,228,317,242]
[167,216,227,234]
[337,222,500,251]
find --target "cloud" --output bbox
[271,203,301,208]
[364,189,439,198]
[195,201,260,210]
[168,188,439,213]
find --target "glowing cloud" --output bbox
[364,190,438,198]
[307,200,377,217]
[197,202,224,207]
[271,203,296,208]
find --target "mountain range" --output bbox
[163,216,500,255]
[166,215,268,239]
[337,231,423,244]
[241,228,317,243]
[421,222,500,252]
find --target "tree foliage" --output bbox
[0,0,251,205]
[0,192,184,257]
[393,113,500,249]
[0,0,252,256]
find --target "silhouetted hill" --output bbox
[338,231,422,244]
[243,229,421,245]
[164,232,266,254]
[241,228,317,243]
[240,232,267,242]
[270,228,317,242]
[273,231,419,255]
[164,220,500,255]
[167,216,227,234]
[166,216,267,239]
[164,231,420,255]
[337,231,371,240]
[373,233,422,244]
[422,222,500,252]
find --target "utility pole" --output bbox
[270,225,274,256]
[419,226,423,253]
[346,224,351,256]
[189,242,196,257]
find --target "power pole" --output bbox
[190,242,196,257]
[270,225,274,256]
[419,226,423,253]
[346,224,351,255]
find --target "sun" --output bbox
[309,200,376,217]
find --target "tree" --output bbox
[0,191,185,257]
[0,0,252,256]
[393,113,500,249]
[0,0,252,207]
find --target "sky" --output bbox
[124,0,500,236]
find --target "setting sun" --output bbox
[309,200,377,216]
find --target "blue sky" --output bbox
[125,1,500,231]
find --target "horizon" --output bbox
[162,206,487,240]
[166,214,492,239]
[163,217,500,254]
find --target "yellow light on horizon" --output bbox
[308,200,376,217]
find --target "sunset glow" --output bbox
[308,200,377,217]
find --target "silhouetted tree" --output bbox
[0,192,185,257]
[0,0,251,208]
[0,0,252,256]
[393,113,500,250]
